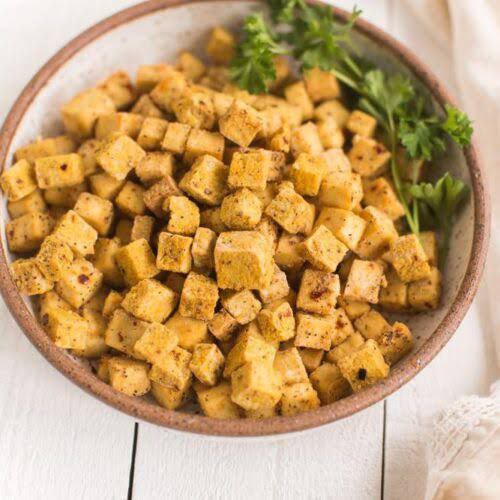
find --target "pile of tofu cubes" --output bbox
[2,26,441,419]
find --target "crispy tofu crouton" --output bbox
[291,122,324,158]
[290,153,327,196]
[304,67,340,102]
[419,231,438,266]
[179,271,219,320]
[220,289,262,325]
[258,301,295,343]
[212,92,234,120]
[315,207,367,251]
[61,88,115,139]
[274,348,308,385]
[184,129,225,164]
[298,348,324,372]
[346,110,377,138]
[348,136,391,177]
[150,346,193,391]
[172,90,215,130]
[354,310,390,341]
[275,233,305,271]
[115,238,159,285]
[134,322,178,363]
[36,235,74,282]
[0,159,37,201]
[151,381,190,411]
[45,307,88,349]
[378,268,408,312]
[314,100,350,127]
[135,152,176,186]
[15,135,76,164]
[89,172,126,200]
[196,381,241,418]
[34,153,84,189]
[325,331,365,364]
[78,139,102,176]
[284,81,314,120]
[143,175,182,217]
[108,357,150,396]
[221,188,262,230]
[191,227,217,269]
[131,94,166,118]
[317,118,345,149]
[215,231,274,290]
[390,234,431,283]
[322,148,351,175]
[93,238,125,288]
[337,339,389,391]
[356,206,399,259]
[72,307,108,358]
[178,51,206,81]
[310,363,351,404]
[344,259,385,304]
[97,71,136,110]
[94,112,144,140]
[115,181,146,218]
[43,181,88,209]
[136,117,169,150]
[378,322,413,365]
[265,185,315,235]
[362,177,405,220]
[408,266,441,311]
[219,100,262,147]
[150,70,188,112]
[297,269,340,316]
[6,212,54,253]
[37,292,72,318]
[190,343,225,386]
[7,189,47,219]
[280,382,320,416]
[245,406,277,419]
[228,150,270,191]
[11,258,53,295]
[156,232,193,273]
[136,64,173,94]
[206,27,236,65]
[74,192,114,236]
[52,210,98,256]
[164,196,200,236]
[131,215,155,242]
[208,309,239,341]
[165,311,210,352]
[102,290,124,318]
[259,265,289,304]
[294,312,334,350]
[319,171,363,210]
[301,225,349,273]
[329,308,355,346]
[161,122,191,154]
[255,216,279,252]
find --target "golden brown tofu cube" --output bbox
[259,265,289,304]
[319,171,364,211]
[408,266,441,311]
[301,225,349,273]
[196,381,241,419]
[36,235,74,282]
[183,128,225,164]
[102,290,124,318]
[43,181,87,209]
[156,232,193,273]
[298,348,324,372]
[280,382,320,416]
[297,269,340,316]
[89,172,125,200]
[94,112,144,140]
[265,185,315,235]
[77,139,102,176]
[326,331,365,364]
[37,292,72,319]
[134,322,178,364]
[96,134,146,181]
[52,210,98,256]
[348,136,391,177]
[190,343,225,386]
[93,238,125,288]
[274,233,305,271]
[172,90,215,130]
[108,358,150,397]
[362,177,405,221]
[131,94,166,118]
[206,26,236,65]
[257,301,295,343]
[179,271,219,321]
[219,99,262,147]
[419,231,438,267]
[208,309,239,341]
[122,278,177,323]
[220,188,262,230]
[135,152,176,186]
[314,100,350,127]
[165,311,210,352]
[200,207,227,234]
[115,238,159,285]
[227,150,270,191]
[131,215,155,242]
[214,231,273,290]
[105,309,149,356]
[136,117,169,151]
[165,196,200,236]
[151,381,190,411]
[329,307,356,346]
[355,310,390,341]
[0,159,37,201]
[290,153,327,196]
[6,212,54,253]
[220,289,262,325]
[295,312,334,351]
[61,88,115,139]
[337,339,389,391]
[284,81,314,120]
[178,51,206,81]
[72,306,108,358]
[317,118,345,149]
[231,360,282,411]
[74,192,114,236]
[390,234,431,283]
[45,307,88,349]
[136,64,173,94]
[378,322,413,365]
[255,215,279,252]
[315,207,367,251]
[378,268,409,312]
[310,363,351,404]
[97,70,136,110]
[11,258,53,296]
[34,154,84,189]
[346,110,377,138]
[291,122,324,158]
[322,148,352,175]
[143,175,182,217]
[7,189,47,219]
[274,347,308,385]
[14,135,76,164]
[344,259,385,304]
[161,122,191,154]
[191,227,217,269]
[149,346,193,391]
[115,181,146,219]
[150,70,188,112]
[304,67,340,102]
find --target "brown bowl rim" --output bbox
[0,0,490,437]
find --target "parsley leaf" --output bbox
[442,104,473,146]
[268,0,302,23]
[230,14,287,94]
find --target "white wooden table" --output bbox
[0,1,496,498]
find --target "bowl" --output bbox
[0,0,490,437]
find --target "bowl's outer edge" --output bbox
[0,0,491,437]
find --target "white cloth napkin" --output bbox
[402,1,500,498]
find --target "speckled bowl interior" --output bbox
[0,0,489,437]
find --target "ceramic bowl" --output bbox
[0,0,490,437]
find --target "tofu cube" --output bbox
[220,289,262,325]
[134,322,178,364]
[280,382,320,416]
[290,122,324,158]
[149,346,193,391]
[183,129,225,164]
[102,290,124,318]
[408,266,441,311]
[108,358,150,397]
[156,232,193,273]
[290,153,327,196]
[136,117,169,150]
[257,301,295,343]
[219,100,262,147]
[172,90,215,130]
[94,112,144,140]
[310,363,351,404]
[301,225,349,273]
[143,175,182,217]
[315,207,367,251]
[220,188,262,230]
[191,227,217,269]
[208,309,239,341]
[93,238,125,288]
[190,343,225,386]
[89,172,126,200]
[114,218,132,244]
[14,135,76,164]
[45,307,88,349]
[131,94,166,118]
[319,171,364,210]
[356,206,399,259]
[78,139,102,176]
[200,207,227,234]
[304,67,340,102]
[150,70,188,112]
[274,347,308,385]
[0,159,37,201]
[337,339,390,391]
[297,269,340,316]
[122,279,177,323]
[136,63,173,93]
[165,196,200,236]
[178,51,206,81]
[7,189,46,219]
[227,150,270,191]
[165,311,210,352]
[298,348,324,372]
[97,70,136,110]
[105,309,149,356]
[390,234,431,283]
[36,235,74,281]
[378,322,413,365]
[135,152,176,186]
[231,360,282,411]
[354,310,390,341]
[314,99,350,127]
[214,231,273,290]
[196,381,241,419]
[419,231,438,267]
[115,238,159,285]
[72,306,108,358]
[295,312,335,351]
[161,122,191,154]
[60,88,115,139]
[206,26,236,65]
[379,268,409,312]
[34,153,84,189]
[53,210,98,256]
[325,331,365,364]
[348,136,391,177]
[344,259,385,304]
[6,212,54,253]
[274,233,305,271]
[74,192,114,236]
[151,381,190,411]
[329,307,355,345]
[255,216,279,253]
[284,81,314,120]
[346,110,377,138]
[115,181,146,218]
[179,271,219,320]
[322,148,352,175]
[259,264,289,304]
[10,258,53,295]
[96,134,146,181]
[179,155,228,206]
[131,215,155,242]
[317,118,345,149]
[362,177,405,220]
[265,185,315,235]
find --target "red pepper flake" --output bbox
[78,274,89,284]
[60,163,68,171]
